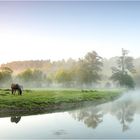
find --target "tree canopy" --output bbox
[77,51,103,86]
[111,49,135,88]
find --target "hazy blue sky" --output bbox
[0,1,140,64]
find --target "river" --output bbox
[0,90,140,139]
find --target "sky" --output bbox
[0,1,140,64]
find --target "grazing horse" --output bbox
[11,83,23,95]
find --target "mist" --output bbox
[0,50,139,90]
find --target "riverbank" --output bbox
[0,89,123,117]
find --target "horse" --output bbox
[11,116,21,124]
[11,83,23,95]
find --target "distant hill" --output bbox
[1,57,140,77]
[1,60,52,74]
[0,58,77,75]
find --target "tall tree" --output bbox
[77,51,103,86]
[111,49,135,88]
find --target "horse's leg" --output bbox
[14,89,16,95]
[11,89,13,94]
[17,89,19,95]
[12,89,15,95]
[19,89,22,95]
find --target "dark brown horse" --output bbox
[11,83,23,95]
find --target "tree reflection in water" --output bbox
[111,99,136,132]
[70,106,103,129]
[8,92,138,132]
[69,94,136,132]
[11,116,21,124]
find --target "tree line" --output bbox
[0,49,137,88]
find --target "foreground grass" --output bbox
[0,89,123,114]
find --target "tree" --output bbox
[111,71,135,88]
[17,69,47,87]
[111,49,135,88]
[0,67,13,87]
[17,69,33,82]
[55,69,75,87]
[77,51,103,87]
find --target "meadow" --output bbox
[0,88,123,117]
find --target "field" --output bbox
[0,88,123,117]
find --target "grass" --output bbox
[0,89,123,114]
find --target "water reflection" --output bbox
[10,116,21,124]
[111,99,136,132]
[70,106,103,129]
[69,92,138,132]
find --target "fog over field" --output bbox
[0,1,140,89]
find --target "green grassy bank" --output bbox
[0,89,123,116]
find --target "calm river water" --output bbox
[1,90,140,139]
